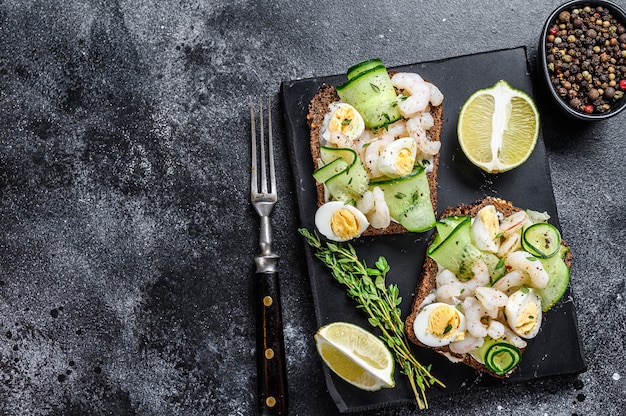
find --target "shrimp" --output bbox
[501,325,527,349]
[436,269,459,287]
[385,119,408,138]
[499,210,528,236]
[356,190,375,214]
[475,287,508,318]
[353,129,376,162]
[435,260,490,303]
[449,333,484,355]
[406,116,441,155]
[497,233,521,258]
[462,297,489,338]
[363,134,394,178]
[410,112,434,131]
[492,270,528,295]
[487,320,506,340]
[427,82,444,106]
[505,251,549,289]
[391,72,432,118]
[366,186,391,229]
[464,260,491,292]
[436,283,463,305]
[328,131,353,149]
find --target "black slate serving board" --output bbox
[280,47,586,413]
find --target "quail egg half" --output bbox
[413,302,467,347]
[315,201,369,242]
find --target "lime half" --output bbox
[458,80,540,173]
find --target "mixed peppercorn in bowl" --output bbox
[539,0,626,120]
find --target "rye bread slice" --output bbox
[306,76,443,236]
[405,196,572,378]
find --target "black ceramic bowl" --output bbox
[538,0,626,120]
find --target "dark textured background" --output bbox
[0,1,624,415]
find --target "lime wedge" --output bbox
[314,322,395,391]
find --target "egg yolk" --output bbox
[394,148,415,176]
[329,107,358,137]
[515,301,539,336]
[330,208,361,240]
[478,207,499,240]
[427,305,461,339]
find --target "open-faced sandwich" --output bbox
[405,197,572,378]
[306,59,444,241]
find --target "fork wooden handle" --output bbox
[256,271,288,415]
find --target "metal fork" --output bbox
[250,97,288,416]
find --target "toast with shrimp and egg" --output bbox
[306,60,444,239]
[405,197,572,378]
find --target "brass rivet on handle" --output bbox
[265,348,275,359]
[266,396,276,407]
[263,296,273,307]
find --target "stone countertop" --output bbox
[0,1,624,415]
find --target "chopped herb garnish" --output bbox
[370,83,380,93]
[341,119,352,126]
[496,258,505,269]
[395,192,407,199]
[443,324,453,335]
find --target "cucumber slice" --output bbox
[436,216,467,241]
[312,158,349,183]
[536,245,571,312]
[336,65,402,130]
[432,215,468,250]
[522,223,561,258]
[427,217,482,281]
[485,343,521,375]
[470,337,521,376]
[370,167,435,232]
[347,58,383,80]
[318,146,369,200]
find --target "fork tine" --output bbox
[250,96,277,197]
[250,97,258,196]
[267,97,276,196]
[259,97,268,195]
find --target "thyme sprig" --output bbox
[299,228,444,410]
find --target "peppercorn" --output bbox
[583,104,594,113]
[546,4,626,114]
[588,88,600,100]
